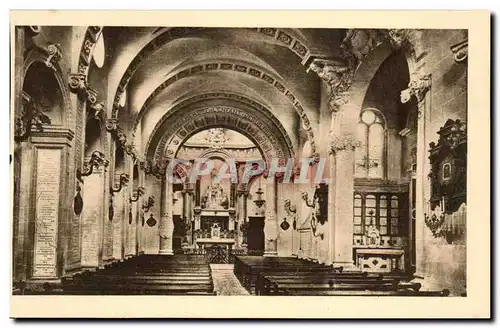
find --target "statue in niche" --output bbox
[202,182,229,209]
[211,223,221,239]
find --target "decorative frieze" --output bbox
[450,39,468,63]
[153,104,294,163]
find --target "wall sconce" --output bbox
[76,150,108,182]
[130,186,146,203]
[110,173,130,194]
[142,196,155,212]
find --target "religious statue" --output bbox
[211,223,221,239]
[202,182,229,209]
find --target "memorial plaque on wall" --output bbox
[81,173,103,267]
[113,207,123,259]
[33,148,61,278]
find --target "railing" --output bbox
[180,247,250,264]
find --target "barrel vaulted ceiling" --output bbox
[100,27,347,157]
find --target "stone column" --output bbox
[400,73,432,277]
[81,163,107,268]
[264,179,278,256]
[182,185,194,245]
[328,104,359,271]
[236,190,248,247]
[159,177,174,255]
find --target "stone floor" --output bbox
[210,264,250,296]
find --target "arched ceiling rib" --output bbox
[101,27,348,157]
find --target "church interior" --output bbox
[12,26,468,296]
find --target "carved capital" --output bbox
[309,59,353,112]
[86,87,98,105]
[68,73,87,94]
[450,39,468,63]
[400,72,432,104]
[328,132,361,155]
[44,43,62,70]
[105,118,119,132]
[387,29,412,49]
[340,29,387,67]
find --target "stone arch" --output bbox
[111,27,314,118]
[22,46,72,129]
[146,93,295,164]
[133,61,316,153]
[349,41,418,118]
[198,148,235,162]
[74,26,104,78]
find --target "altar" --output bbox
[194,221,236,263]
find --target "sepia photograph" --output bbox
[9,10,490,319]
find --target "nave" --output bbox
[12,26,468,297]
[13,254,449,296]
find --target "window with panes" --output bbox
[353,192,409,245]
[355,108,386,179]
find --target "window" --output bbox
[353,193,408,246]
[355,108,386,179]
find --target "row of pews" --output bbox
[234,256,450,296]
[59,255,216,295]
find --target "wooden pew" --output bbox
[61,254,214,295]
[284,288,450,296]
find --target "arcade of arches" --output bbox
[12,26,468,295]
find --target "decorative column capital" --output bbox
[68,73,99,104]
[105,118,119,132]
[328,132,361,155]
[44,43,62,71]
[450,39,468,63]
[387,29,412,49]
[341,29,387,67]
[400,72,432,104]
[308,58,353,112]
[86,87,98,105]
[68,73,87,94]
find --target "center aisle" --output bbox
[210,264,250,296]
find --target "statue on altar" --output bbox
[211,223,221,239]
[202,182,229,209]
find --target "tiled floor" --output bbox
[210,264,250,296]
